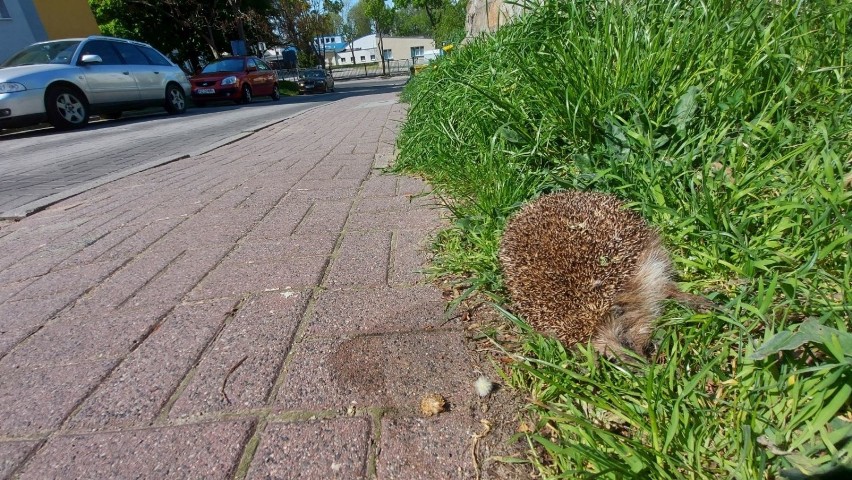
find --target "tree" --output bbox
[393,0,444,30]
[432,0,466,46]
[88,0,275,71]
[340,20,358,64]
[364,0,393,74]
[392,6,431,37]
[271,0,343,68]
[346,0,372,38]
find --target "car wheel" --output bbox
[241,84,252,104]
[271,85,280,101]
[45,86,89,130]
[164,84,186,114]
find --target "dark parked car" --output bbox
[298,69,334,94]
[0,36,190,130]
[190,56,279,106]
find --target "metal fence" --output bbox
[276,59,420,83]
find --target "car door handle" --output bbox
[122,72,130,75]
[153,71,160,74]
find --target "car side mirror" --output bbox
[80,54,103,65]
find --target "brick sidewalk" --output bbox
[0,92,502,479]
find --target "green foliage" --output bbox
[346,0,373,37]
[89,0,276,69]
[432,0,467,46]
[393,6,433,37]
[395,0,852,477]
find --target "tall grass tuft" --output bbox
[395,0,851,477]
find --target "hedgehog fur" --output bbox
[499,190,706,357]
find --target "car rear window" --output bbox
[201,58,245,73]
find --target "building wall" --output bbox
[380,37,435,61]
[31,0,99,39]
[0,0,99,63]
[334,35,435,65]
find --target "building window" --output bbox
[410,46,424,58]
[383,49,392,60]
[370,55,375,61]
[360,55,365,61]
[0,1,10,19]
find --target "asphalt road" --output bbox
[0,76,408,219]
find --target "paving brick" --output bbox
[0,360,115,436]
[347,208,442,232]
[187,255,327,300]
[2,307,159,367]
[390,229,434,287]
[0,440,39,479]
[361,176,398,198]
[275,331,476,412]
[231,234,337,261]
[284,187,360,203]
[293,201,352,236]
[55,226,139,269]
[302,164,344,181]
[377,414,476,479]
[293,178,363,192]
[0,295,78,358]
[324,231,391,289]
[306,285,452,337]
[397,177,432,197]
[247,417,371,480]
[12,259,124,301]
[170,292,308,418]
[354,196,410,214]
[67,299,237,429]
[0,247,74,284]
[95,217,183,261]
[335,163,373,182]
[17,420,254,479]
[0,279,32,304]
[241,202,313,242]
[122,245,231,310]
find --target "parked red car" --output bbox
[190,56,279,106]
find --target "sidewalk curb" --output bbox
[0,104,328,221]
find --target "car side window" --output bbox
[247,58,257,70]
[79,40,124,65]
[256,60,270,71]
[138,46,172,67]
[113,42,150,65]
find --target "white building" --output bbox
[334,34,435,65]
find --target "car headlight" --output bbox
[0,82,26,94]
[221,76,238,86]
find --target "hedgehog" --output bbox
[498,190,710,358]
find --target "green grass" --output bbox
[394,0,851,478]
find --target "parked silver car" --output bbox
[0,36,191,130]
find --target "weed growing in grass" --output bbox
[395,0,851,477]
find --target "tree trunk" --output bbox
[378,30,386,76]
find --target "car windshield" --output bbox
[1,40,81,67]
[201,58,245,73]
[301,70,326,79]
